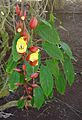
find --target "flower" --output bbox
[29,50,39,62]
[26,48,39,66]
[16,37,27,54]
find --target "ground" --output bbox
[0,12,82,120]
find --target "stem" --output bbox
[32,66,35,84]
[30,29,34,46]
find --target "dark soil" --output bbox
[0,12,82,120]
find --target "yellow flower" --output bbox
[16,37,27,54]
[29,49,39,62]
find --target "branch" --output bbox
[0,100,18,111]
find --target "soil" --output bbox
[0,12,82,120]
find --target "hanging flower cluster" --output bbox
[14,3,39,109]
[6,0,75,111]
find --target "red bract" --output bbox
[30,73,39,79]
[16,4,20,16]
[16,21,23,33]
[21,29,30,41]
[30,60,38,66]
[29,17,38,29]
[24,10,27,18]
[26,54,30,61]
[22,64,26,70]
[29,46,38,52]
[20,10,26,21]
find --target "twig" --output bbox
[0,100,18,111]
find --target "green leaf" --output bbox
[6,56,17,74]
[40,65,53,97]
[17,99,25,109]
[46,59,59,78]
[0,86,9,98]
[63,57,75,86]
[49,13,55,25]
[60,42,73,58]
[12,33,21,62]
[9,71,20,91]
[43,42,63,61]
[33,86,45,109]
[55,72,67,94]
[20,74,25,83]
[35,22,60,44]
[39,18,52,28]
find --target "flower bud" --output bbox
[14,68,21,73]
[20,10,26,21]
[28,87,32,91]
[22,64,26,71]
[16,4,20,16]
[31,84,38,88]
[16,21,23,33]
[29,17,38,29]
[30,73,39,79]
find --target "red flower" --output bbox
[29,17,38,29]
